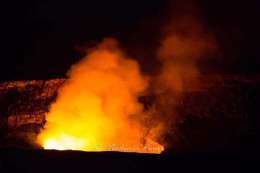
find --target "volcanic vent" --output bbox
[36,39,164,153]
[1,74,259,153]
[1,1,259,154]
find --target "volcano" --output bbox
[0,75,259,152]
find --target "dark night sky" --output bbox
[1,0,260,81]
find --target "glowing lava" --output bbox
[37,39,164,154]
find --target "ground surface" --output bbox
[0,149,259,173]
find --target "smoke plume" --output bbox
[150,1,218,147]
[37,39,163,153]
[37,1,218,152]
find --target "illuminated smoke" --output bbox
[37,39,164,153]
[151,1,218,147]
[37,1,218,153]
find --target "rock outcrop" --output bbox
[0,79,65,148]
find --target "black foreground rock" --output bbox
[0,149,259,173]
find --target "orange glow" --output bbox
[37,39,164,154]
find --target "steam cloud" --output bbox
[37,39,163,153]
[38,1,218,152]
[150,1,218,147]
